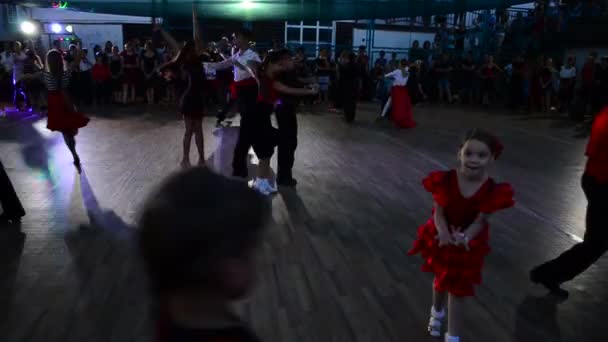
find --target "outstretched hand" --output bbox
[435,229,453,247]
[450,226,470,251]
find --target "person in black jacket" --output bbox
[338,51,359,123]
[0,159,26,225]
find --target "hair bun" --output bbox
[492,140,504,159]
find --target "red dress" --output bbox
[407,170,514,297]
[390,85,416,128]
[44,71,89,135]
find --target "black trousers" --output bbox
[275,103,298,180]
[232,84,261,177]
[0,160,26,219]
[343,97,357,123]
[534,174,608,284]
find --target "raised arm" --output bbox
[384,69,399,78]
[273,80,317,97]
[192,3,203,55]
[156,25,180,54]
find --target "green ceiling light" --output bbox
[240,0,257,10]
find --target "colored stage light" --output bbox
[65,25,73,33]
[51,23,62,33]
[20,21,37,35]
[52,1,69,9]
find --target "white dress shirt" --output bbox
[560,66,576,79]
[385,68,409,86]
[205,48,261,82]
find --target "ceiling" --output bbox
[16,1,532,21]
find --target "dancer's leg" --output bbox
[381,97,392,117]
[428,281,447,338]
[276,104,298,184]
[130,85,136,103]
[192,118,205,166]
[433,286,447,312]
[446,294,466,339]
[122,83,128,104]
[182,117,194,168]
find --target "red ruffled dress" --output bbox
[43,71,89,135]
[407,170,514,297]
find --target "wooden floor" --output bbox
[0,102,606,342]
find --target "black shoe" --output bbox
[232,171,248,179]
[277,177,297,187]
[530,268,569,299]
[74,159,82,174]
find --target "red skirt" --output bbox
[46,91,89,135]
[390,86,416,129]
[407,218,490,297]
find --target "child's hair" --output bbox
[260,48,290,71]
[137,168,269,295]
[235,28,254,43]
[461,128,504,159]
[46,49,65,85]
[400,59,408,67]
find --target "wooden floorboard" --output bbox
[0,102,605,341]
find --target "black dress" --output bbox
[338,63,359,122]
[180,60,206,119]
[142,52,157,88]
[0,159,26,221]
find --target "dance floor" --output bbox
[0,103,605,342]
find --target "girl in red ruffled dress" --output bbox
[43,49,90,172]
[407,129,514,342]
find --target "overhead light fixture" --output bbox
[240,0,257,9]
[20,21,37,35]
[65,25,73,33]
[51,23,62,33]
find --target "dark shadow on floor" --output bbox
[0,224,26,331]
[0,226,26,330]
[278,187,313,229]
[64,172,148,341]
[514,295,562,342]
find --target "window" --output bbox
[284,21,335,56]
[318,29,332,43]
[287,27,300,41]
[303,28,316,42]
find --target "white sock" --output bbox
[445,334,460,342]
[431,306,445,318]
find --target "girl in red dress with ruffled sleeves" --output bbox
[407,129,515,342]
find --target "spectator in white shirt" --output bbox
[559,56,577,111]
[76,48,94,105]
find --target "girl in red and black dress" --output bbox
[245,49,318,196]
[121,42,139,104]
[157,5,207,169]
[479,55,501,107]
[109,46,123,103]
[408,129,514,342]
[43,49,90,172]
